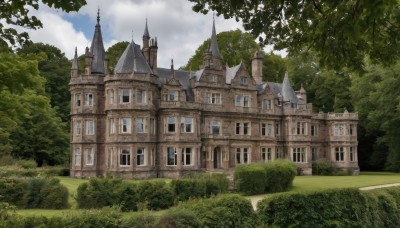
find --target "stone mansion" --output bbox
[70,12,359,178]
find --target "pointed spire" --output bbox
[71,47,78,70]
[90,9,106,74]
[209,15,222,59]
[170,58,175,78]
[143,18,150,38]
[281,71,298,103]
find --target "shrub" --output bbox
[136,180,174,210]
[0,179,28,208]
[199,173,229,196]
[121,211,159,228]
[312,159,337,175]
[17,160,37,169]
[264,160,296,193]
[39,178,69,209]
[234,164,266,195]
[155,208,200,228]
[0,165,70,177]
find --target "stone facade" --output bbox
[70,13,359,178]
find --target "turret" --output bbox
[149,37,158,74]
[252,50,263,84]
[71,47,78,77]
[89,9,106,74]
[203,17,222,69]
[142,19,150,63]
[84,46,92,75]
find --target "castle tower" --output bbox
[70,9,106,177]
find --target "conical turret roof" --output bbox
[90,9,106,74]
[281,72,298,103]
[208,17,222,59]
[114,40,153,74]
[143,18,150,38]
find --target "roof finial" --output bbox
[97,8,100,24]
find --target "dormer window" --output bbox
[209,75,217,82]
[168,91,178,101]
[240,77,247,85]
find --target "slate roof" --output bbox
[225,63,241,84]
[114,40,153,74]
[209,18,222,59]
[90,10,105,74]
[157,67,195,101]
[281,72,298,103]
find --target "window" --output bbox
[120,148,131,166]
[349,124,354,135]
[335,147,344,161]
[109,118,115,134]
[109,89,115,104]
[136,117,144,133]
[209,75,217,82]
[76,120,82,135]
[181,148,192,165]
[137,147,145,166]
[137,89,146,104]
[168,90,178,101]
[210,120,221,135]
[121,118,131,133]
[167,147,177,166]
[235,95,250,107]
[86,120,94,135]
[167,117,176,133]
[276,147,282,159]
[181,117,193,133]
[262,99,272,110]
[311,124,318,136]
[334,124,344,136]
[296,122,306,135]
[261,123,272,136]
[275,122,281,136]
[75,94,81,107]
[84,148,94,165]
[350,147,356,162]
[74,148,81,166]
[236,148,250,164]
[240,77,247,85]
[292,148,306,163]
[121,89,130,103]
[261,147,272,161]
[243,122,249,135]
[311,147,318,161]
[236,123,240,135]
[86,93,93,106]
[208,92,221,104]
[150,118,155,135]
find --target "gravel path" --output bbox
[249,183,400,211]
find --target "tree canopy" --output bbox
[189,0,400,71]
[0,0,86,48]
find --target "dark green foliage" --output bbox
[0,178,69,209]
[136,180,175,210]
[76,178,123,209]
[120,211,158,228]
[176,194,258,227]
[155,208,200,228]
[199,173,228,196]
[0,165,69,177]
[312,159,337,175]
[234,164,266,195]
[257,187,400,227]
[234,160,296,195]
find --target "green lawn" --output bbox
[15,172,400,217]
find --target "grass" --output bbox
[14,172,400,217]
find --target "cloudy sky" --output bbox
[24,0,251,68]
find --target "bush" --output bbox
[136,180,174,210]
[0,179,28,208]
[257,187,400,227]
[155,208,200,228]
[121,211,159,228]
[234,164,266,195]
[176,194,259,227]
[18,160,37,169]
[39,178,69,209]
[312,159,337,175]
[0,165,70,177]
[234,160,296,195]
[199,173,229,196]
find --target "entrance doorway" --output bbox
[213,147,221,169]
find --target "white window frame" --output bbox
[136,117,145,133]
[84,148,94,165]
[262,99,272,110]
[335,147,344,162]
[75,94,81,107]
[86,93,93,106]
[275,121,281,136]
[121,89,131,104]
[120,148,131,167]
[296,122,306,135]
[136,89,146,104]
[292,147,306,163]
[240,77,247,85]
[311,124,318,136]
[181,147,192,166]
[349,147,356,162]
[168,90,178,101]
[137,147,145,166]
[167,147,177,166]
[210,120,221,135]
[334,124,344,136]
[76,120,81,135]
[275,147,282,159]
[180,117,193,133]
[235,95,250,107]
[86,120,94,135]
[261,122,273,136]
[261,147,272,162]
[121,118,131,134]
[209,75,217,82]
[74,148,81,166]
[167,117,176,133]
[236,147,250,164]
[208,92,221,104]
[109,118,115,134]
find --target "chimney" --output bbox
[252,50,263,84]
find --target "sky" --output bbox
[24,0,281,68]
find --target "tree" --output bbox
[182,29,259,70]
[18,43,71,122]
[0,0,86,48]
[107,41,129,70]
[262,53,286,82]
[189,0,400,71]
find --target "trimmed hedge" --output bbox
[0,178,69,209]
[0,165,70,177]
[234,160,297,195]
[257,187,400,227]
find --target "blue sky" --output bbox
[23,0,283,68]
